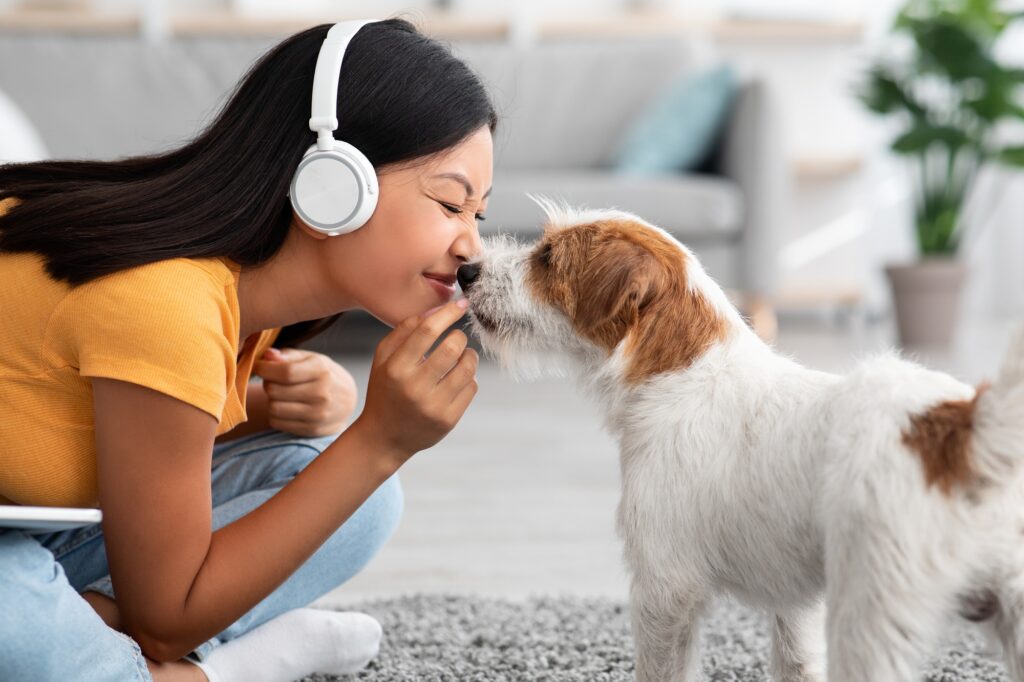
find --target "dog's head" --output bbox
[458,202,736,383]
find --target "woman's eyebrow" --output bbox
[432,172,493,200]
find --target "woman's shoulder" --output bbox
[53,256,241,341]
[107,255,234,288]
[70,256,237,305]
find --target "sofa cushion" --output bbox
[613,63,738,174]
[481,170,743,238]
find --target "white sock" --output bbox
[188,608,382,682]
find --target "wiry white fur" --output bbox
[464,206,1024,681]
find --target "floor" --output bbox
[310,313,1020,608]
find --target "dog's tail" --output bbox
[971,325,1024,486]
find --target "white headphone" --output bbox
[289,20,379,236]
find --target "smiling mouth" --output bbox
[423,273,458,302]
[423,273,456,287]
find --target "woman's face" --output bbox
[307,126,493,327]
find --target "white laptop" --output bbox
[0,504,102,534]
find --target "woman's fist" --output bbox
[253,348,358,437]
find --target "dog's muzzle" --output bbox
[457,263,481,293]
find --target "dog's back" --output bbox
[815,333,1024,679]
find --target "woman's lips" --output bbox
[423,274,456,301]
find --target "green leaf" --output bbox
[962,74,1018,121]
[891,122,970,154]
[917,205,961,254]
[961,0,1010,35]
[858,68,926,116]
[913,20,996,81]
[998,146,1024,167]
[893,6,918,32]
[892,129,930,154]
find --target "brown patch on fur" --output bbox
[526,218,729,384]
[902,383,990,496]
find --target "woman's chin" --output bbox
[359,306,402,328]
[364,301,433,328]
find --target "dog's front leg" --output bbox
[631,581,707,682]
[771,602,826,682]
[986,571,1024,681]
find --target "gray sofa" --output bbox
[0,30,784,304]
[455,38,785,300]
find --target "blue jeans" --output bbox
[0,429,403,681]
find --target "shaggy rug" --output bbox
[302,594,1010,681]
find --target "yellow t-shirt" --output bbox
[0,198,281,508]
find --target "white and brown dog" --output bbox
[456,203,1024,681]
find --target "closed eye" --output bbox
[439,200,487,221]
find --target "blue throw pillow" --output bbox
[614,64,738,174]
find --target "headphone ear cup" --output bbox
[289,141,378,236]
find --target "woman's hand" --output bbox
[350,299,478,468]
[252,348,358,437]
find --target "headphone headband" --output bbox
[290,19,380,236]
[309,20,373,150]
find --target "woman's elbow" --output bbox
[127,622,198,663]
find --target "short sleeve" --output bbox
[58,259,237,423]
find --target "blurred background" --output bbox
[2,0,1022,604]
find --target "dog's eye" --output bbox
[535,243,553,268]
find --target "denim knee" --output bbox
[351,473,404,565]
[313,471,404,590]
[189,472,404,658]
[0,531,150,681]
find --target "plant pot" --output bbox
[884,259,968,348]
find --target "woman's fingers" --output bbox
[437,347,478,395]
[267,400,322,422]
[252,351,318,384]
[421,329,469,383]
[443,365,479,424]
[390,300,469,369]
[267,417,337,438]
[262,379,324,403]
[374,311,424,365]
[356,299,479,458]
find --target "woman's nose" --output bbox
[457,263,481,292]
[456,216,484,260]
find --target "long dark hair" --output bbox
[0,18,497,348]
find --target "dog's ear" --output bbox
[574,238,666,349]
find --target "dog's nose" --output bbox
[457,263,481,292]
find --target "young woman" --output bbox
[0,18,495,682]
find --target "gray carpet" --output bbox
[303,594,1009,681]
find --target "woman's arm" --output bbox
[91,301,476,662]
[213,381,271,444]
[93,376,399,662]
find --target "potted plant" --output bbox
[859,0,1024,346]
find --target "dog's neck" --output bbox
[578,313,777,432]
